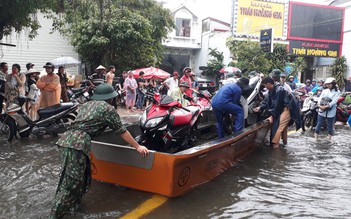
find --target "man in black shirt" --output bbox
[136,71,148,110]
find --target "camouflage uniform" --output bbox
[50,100,126,219]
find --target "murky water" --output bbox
[1,125,350,219]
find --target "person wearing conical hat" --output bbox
[88,65,106,87]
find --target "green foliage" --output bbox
[291,56,307,77]
[0,0,56,40]
[226,38,289,75]
[205,48,224,76]
[331,56,349,90]
[51,0,174,73]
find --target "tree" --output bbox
[0,0,57,41]
[331,56,349,90]
[226,38,291,75]
[205,48,224,76]
[50,0,174,73]
[291,56,307,79]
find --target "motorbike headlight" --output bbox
[140,110,147,125]
[145,117,164,128]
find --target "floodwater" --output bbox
[1,125,351,219]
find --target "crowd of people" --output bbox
[264,69,351,141]
[0,61,73,120]
[88,65,200,112]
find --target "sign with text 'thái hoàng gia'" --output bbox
[260,28,273,53]
[289,40,340,58]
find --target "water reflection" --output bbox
[0,126,350,218]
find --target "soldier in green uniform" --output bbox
[50,84,149,219]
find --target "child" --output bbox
[26,69,41,120]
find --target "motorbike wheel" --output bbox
[61,111,78,127]
[19,129,31,138]
[302,114,314,131]
[0,115,17,142]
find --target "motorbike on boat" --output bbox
[222,75,264,135]
[137,90,212,153]
[0,96,78,142]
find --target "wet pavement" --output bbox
[1,122,351,218]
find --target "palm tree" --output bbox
[331,56,349,90]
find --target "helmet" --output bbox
[227,73,235,78]
[249,71,257,77]
[280,72,287,78]
[183,67,191,73]
[324,77,336,84]
[234,69,242,77]
[318,79,324,83]
[91,84,118,100]
[270,69,281,77]
[289,75,294,79]
[317,87,324,91]
[43,62,55,69]
[179,81,190,88]
[312,79,317,82]
[305,79,311,83]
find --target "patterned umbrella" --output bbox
[132,66,170,79]
[50,56,81,68]
[219,66,241,74]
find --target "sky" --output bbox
[156,0,332,24]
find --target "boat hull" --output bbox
[91,121,271,197]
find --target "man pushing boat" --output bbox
[50,84,149,219]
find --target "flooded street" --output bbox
[1,125,351,219]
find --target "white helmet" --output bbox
[324,77,336,84]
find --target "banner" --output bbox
[289,40,341,58]
[234,0,287,37]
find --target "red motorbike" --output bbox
[336,94,351,123]
[137,91,211,153]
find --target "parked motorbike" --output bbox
[137,92,211,153]
[336,94,351,124]
[0,96,78,142]
[301,93,319,131]
[67,80,93,104]
[114,85,126,106]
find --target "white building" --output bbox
[161,3,232,75]
[0,13,79,74]
[330,0,351,77]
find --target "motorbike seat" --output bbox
[170,109,193,126]
[38,102,75,119]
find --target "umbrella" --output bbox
[50,56,81,68]
[132,66,170,79]
[219,66,241,74]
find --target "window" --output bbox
[176,18,191,37]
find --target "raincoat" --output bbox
[37,73,61,108]
[259,84,301,145]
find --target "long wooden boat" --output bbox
[91,112,271,197]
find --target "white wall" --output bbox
[0,13,79,74]
[341,5,351,77]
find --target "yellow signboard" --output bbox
[235,0,286,37]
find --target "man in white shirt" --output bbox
[163,72,179,95]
